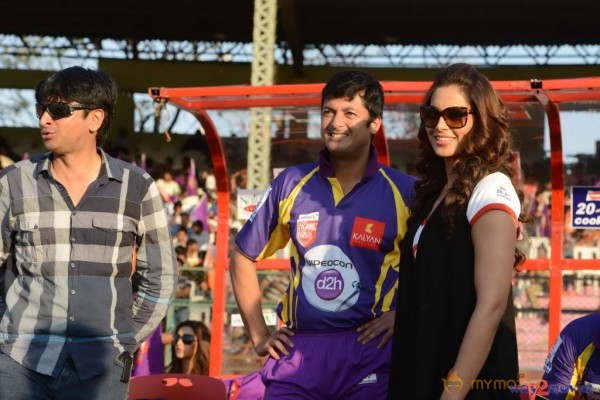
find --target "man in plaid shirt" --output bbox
[0,67,177,399]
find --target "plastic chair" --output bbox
[129,373,227,400]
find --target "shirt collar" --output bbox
[35,148,124,183]
[318,145,380,179]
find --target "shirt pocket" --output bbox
[14,217,44,264]
[92,217,137,257]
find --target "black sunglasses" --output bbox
[35,102,92,120]
[173,333,196,345]
[420,105,472,129]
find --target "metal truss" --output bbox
[247,0,277,190]
[306,44,600,67]
[2,34,599,69]
[0,34,255,69]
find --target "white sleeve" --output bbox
[466,172,521,226]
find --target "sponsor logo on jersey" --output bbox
[297,212,319,248]
[302,245,361,312]
[496,186,512,201]
[313,269,344,300]
[544,335,563,373]
[305,259,354,269]
[350,217,385,250]
[248,186,271,223]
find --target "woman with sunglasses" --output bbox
[168,320,210,376]
[388,63,526,399]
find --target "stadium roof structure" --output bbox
[1,0,598,70]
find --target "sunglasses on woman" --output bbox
[35,102,92,120]
[419,105,472,129]
[173,333,196,345]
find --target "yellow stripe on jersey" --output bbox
[566,342,596,399]
[256,167,319,261]
[371,168,411,315]
[262,167,318,327]
[327,177,345,206]
[282,245,302,328]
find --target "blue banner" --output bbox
[571,186,600,229]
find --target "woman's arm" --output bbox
[440,209,517,400]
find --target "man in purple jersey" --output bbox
[230,71,415,399]
[534,312,600,399]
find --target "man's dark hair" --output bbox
[321,70,384,122]
[192,220,204,231]
[35,66,118,146]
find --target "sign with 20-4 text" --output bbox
[571,186,600,229]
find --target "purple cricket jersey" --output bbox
[235,147,415,330]
[537,312,600,399]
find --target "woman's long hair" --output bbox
[414,63,527,267]
[168,320,210,375]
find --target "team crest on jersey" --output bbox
[350,217,385,250]
[297,212,319,248]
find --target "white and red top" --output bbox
[412,172,520,259]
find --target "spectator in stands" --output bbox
[389,63,526,399]
[201,167,216,194]
[0,66,177,399]
[185,238,202,267]
[521,172,539,220]
[534,311,600,399]
[174,245,187,267]
[156,170,181,201]
[189,220,210,251]
[196,278,212,300]
[173,227,189,249]
[174,156,192,189]
[230,168,247,197]
[168,320,210,376]
[230,70,415,399]
[171,212,191,237]
[169,200,183,227]
[531,189,551,238]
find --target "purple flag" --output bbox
[132,325,164,376]
[190,193,210,232]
